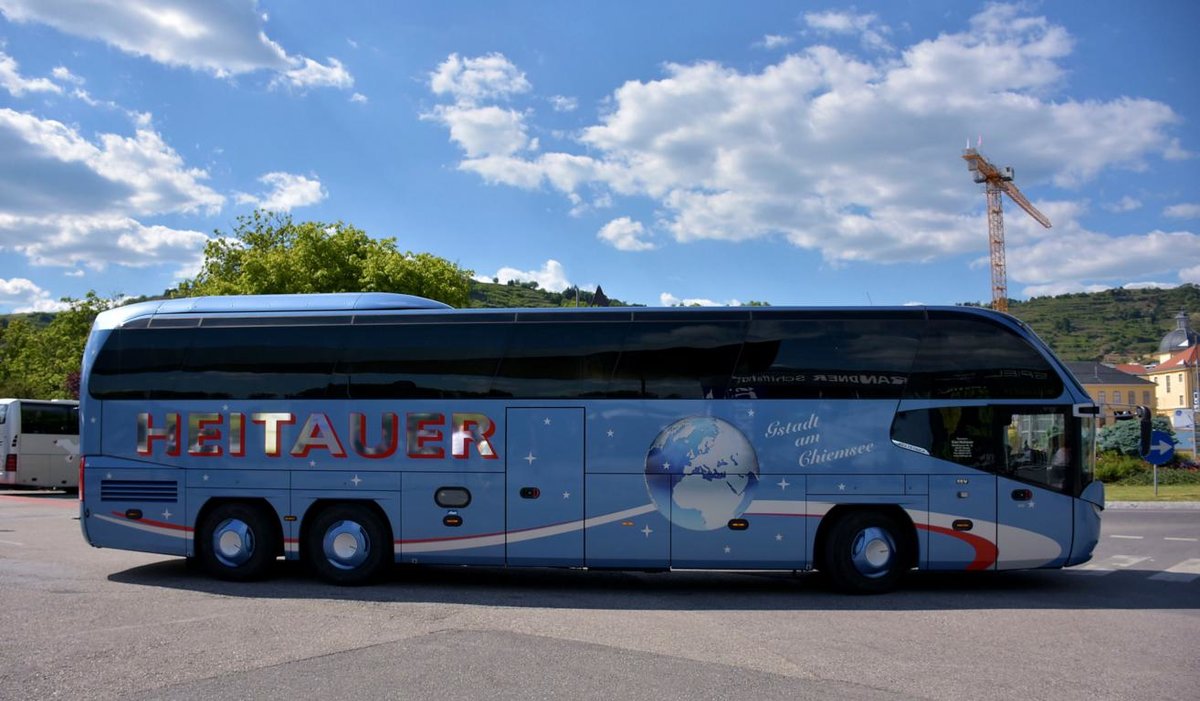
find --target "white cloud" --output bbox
[430,52,530,104]
[350,92,368,104]
[1022,281,1114,297]
[0,109,220,271]
[426,7,1187,296]
[1164,203,1200,219]
[0,276,67,312]
[0,109,223,216]
[426,104,531,158]
[0,0,353,90]
[275,56,353,91]
[0,49,62,96]
[549,95,578,112]
[1009,217,1200,297]
[0,214,209,270]
[235,172,326,212]
[1122,281,1179,290]
[659,292,741,307]
[481,259,571,292]
[758,34,793,50]
[598,217,655,251]
[804,10,892,52]
[1103,196,1142,213]
[50,65,82,84]
[1180,265,1200,284]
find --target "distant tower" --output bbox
[1157,309,1198,362]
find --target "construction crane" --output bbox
[962,147,1051,313]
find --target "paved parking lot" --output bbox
[2,492,1197,700]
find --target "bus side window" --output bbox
[891,407,1000,471]
[733,315,922,399]
[343,322,508,399]
[893,407,1072,492]
[905,315,1063,400]
[615,321,745,399]
[1003,411,1070,491]
[494,321,627,399]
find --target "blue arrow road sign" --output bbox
[1143,430,1175,465]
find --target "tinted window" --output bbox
[342,323,508,399]
[20,404,77,435]
[90,328,190,399]
[891,406,1002,472]
[91,326,344,400]
[904,316,1062,399]
[0,404,7,424]
[615,321,745,399]
[733,316,923,399]
[178,326,345,399]
[494,322,626,398]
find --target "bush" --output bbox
[1095,452,1149,483]
[1097,416,1175,456]
[1117,466,1200,486]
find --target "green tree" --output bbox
[176,211,473,307]
[1097,416,1174,457]
[0,292,115,399]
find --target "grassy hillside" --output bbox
[1003,284,1200,362]
[468,280,634,308]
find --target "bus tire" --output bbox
[304,503,390,586]
[821,510,908,594]
[197,502,278,582]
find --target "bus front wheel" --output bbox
[197,502,279,582]
[304,503,390,585]
[821,510,908,594]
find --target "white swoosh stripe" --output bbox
[95,513,192,541]
[399,504,658,554]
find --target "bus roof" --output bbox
[92,293,450,330]
[92,292,1033,334]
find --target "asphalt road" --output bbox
[1,492,1196,700]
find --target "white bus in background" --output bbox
[0,399,80,489]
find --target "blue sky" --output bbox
[0,1,1197,312]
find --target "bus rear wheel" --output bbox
[821,510,909,594]
[304,503,390,585]
[197,502,279,581]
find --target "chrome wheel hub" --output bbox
[213,518,254,567]
[851,526,895,579]
[322,520,370,571]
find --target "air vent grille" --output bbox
[100,479,178,503]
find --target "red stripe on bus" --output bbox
[917,523,997,570]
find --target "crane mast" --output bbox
[962,147,1051,313]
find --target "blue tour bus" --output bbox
[77,293,1141,592]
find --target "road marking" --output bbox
[1066,555,1149,575]
[1109,535,1143,540]
[1149,559,1200,583]
[0,538,24,546]
[1163,537,1198,542]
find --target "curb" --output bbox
[1105,501,1200,510]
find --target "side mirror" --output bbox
[1116,406,1153,456]
[1137,406,1152,457]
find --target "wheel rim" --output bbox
[322,520,371,571]
[850,526,896,579]
[213,518,254,568]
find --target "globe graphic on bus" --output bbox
[644,416,759,531]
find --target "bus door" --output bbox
[505,408,585,566]
[995,409,1074,569]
